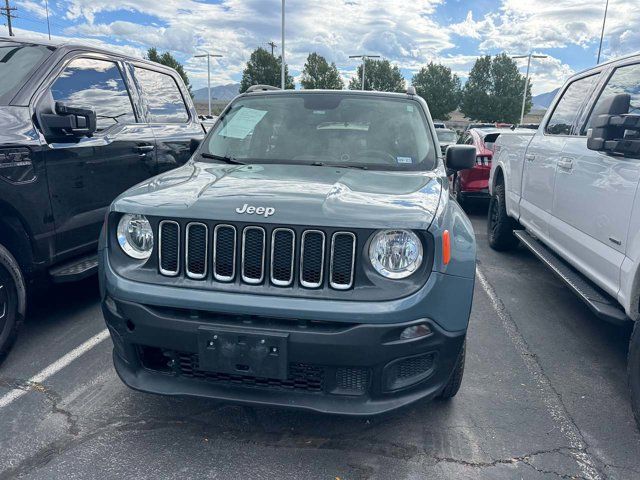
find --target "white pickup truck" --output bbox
[487,53,640,428]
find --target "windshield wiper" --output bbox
[311,162,368,170]
[200,152,245,165]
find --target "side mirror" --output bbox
[189,138,202,155]
[41,102,97,139]
[445,145,476,172]
[587,94,640,156]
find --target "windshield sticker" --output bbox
[218,107,267,139]
[397,156,413,164]
[406,105,414,112]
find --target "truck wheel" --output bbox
[453,176,466,207]
[488,183,519,251]
[439,340,466,400]
[0,244,26,364]
[629,321,640,430]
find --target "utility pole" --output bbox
[597,0,609,64]
[281,0,285,89]
[194,52,223,117]
[1,0,16,36]
[266,41,277,57]
[349,54,381,91]
[512,53,547,125]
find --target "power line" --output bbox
[1,0,16,36]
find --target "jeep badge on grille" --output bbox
[235,204,276,217]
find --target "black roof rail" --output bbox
[246,84,281,93]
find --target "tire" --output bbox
[453,175,466,207]
[0,243,26,364]
[488,182,519,251]
[629,321,640,431]
[439,340,466,400]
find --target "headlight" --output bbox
[369,230,423,279]
[117,214,153,260]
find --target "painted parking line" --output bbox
[476,266,602,480]
[0,329,110,409]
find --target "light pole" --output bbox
[512,53,547,125]
[281,0,285,89]
[195,52,223,117]
[597,0,609,64]
[349,54,381,91]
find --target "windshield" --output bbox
[436,130,457,143]
[0,42,53,104]
[204,93,437,171]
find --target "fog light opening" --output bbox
[399,323,432,341]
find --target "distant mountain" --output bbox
[532,88,559,110]
[193,83,240,102]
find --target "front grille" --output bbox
[157,220,356,290]
[177,353,325,393]
[335,367,369,395]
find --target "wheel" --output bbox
[453,175,466,207]
[629,321,640,430]
[439,340,466,400]
[0,243,26,364]
[487,182,519,251]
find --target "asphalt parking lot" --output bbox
[1,203,639,480]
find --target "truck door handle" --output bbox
[557,157,574,170]
[136,145,155,153]
[525,154,535,162]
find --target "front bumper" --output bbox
[104,298,465,415]
[101,251,472,415]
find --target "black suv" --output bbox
[0,38,205,362]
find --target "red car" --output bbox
[450,128,502,205]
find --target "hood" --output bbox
[113,162,443,230]
[0,107,42,146]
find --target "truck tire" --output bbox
[439,340,466,400]
[629,321,640,430]
[488,183,519,251]
[0,243,26,364]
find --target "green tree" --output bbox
[146,47,193,97]
[411,62,461,121]
[300,53,343,90]
[348,58,405,92]
[239,47,294,93]
[460,53,532,123]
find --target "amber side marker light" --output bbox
[442,230,451,265]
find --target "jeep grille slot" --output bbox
[271,228,295,286]
[159,221,180,276]
[186,223,208,279]
[213,225,236,282]
[241,226,265,284]
[300,230,325,288]
[330,232,356,290]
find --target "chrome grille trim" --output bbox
[330,232,356,290]
[241,226,266,284]
[300,230,325,288]
[158,220,180,277]
[213,224,236,282]
[270,228,295,287]
[185,222,208,280]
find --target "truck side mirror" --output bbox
[41,102,97,139]
[445,145,476,172]
[587,94,640,156]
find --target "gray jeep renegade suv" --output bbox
[99,87,477,415]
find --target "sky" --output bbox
[5,0,639,96]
